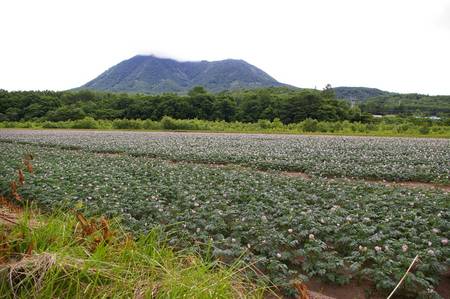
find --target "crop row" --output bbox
[0,129,449,184]
[0,139,449,297]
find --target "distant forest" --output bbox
[1,86,449,125]
[357,93,450,115]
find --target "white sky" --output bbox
[1,0,449,95]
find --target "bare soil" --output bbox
[284,171,450,192]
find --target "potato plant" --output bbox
[0,131,449,298]
[0,130,448,184]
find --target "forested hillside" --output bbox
[333,87,392,101]
[358,93,450,115]
[72,55,290,94]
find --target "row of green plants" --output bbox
[1,115,450,136]
[1,133,449,298]
[1,130,448,184]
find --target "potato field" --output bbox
[1,129,449,298]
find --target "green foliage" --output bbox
[72,55,287,95]
[160,116,178,130]
[334,87,392,101]
[71,116,99,129]
[1,133,449,298]
[112,118,143,130]
[1,115,449,137]
[46,106,86,122]
[0,205,267,299]
[358,93,450,116]
[1,88,449,137]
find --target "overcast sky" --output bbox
[1,0,449,95]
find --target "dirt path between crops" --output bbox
[283,171,450,192]
[169,159,450,193]
[86,148,450,193]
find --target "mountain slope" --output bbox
[73,55,289,94]
[334,87,392,102]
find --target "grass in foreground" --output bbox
[0,200,273,299]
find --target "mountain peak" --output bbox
[73,55,290,94]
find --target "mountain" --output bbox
[334,87,393,102]
[72,55,291,94]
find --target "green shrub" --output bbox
[71,117,99,129]
[112,118,143,130]
[160,116,178,130]
[42,121,60,128]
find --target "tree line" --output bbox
[0,86,372,124]
[1,86,449,135]
[357,93,450,116]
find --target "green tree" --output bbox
[4,108,22,121]
[23,103,44,120]
[211,96,237,122]
[236,94,260,122]
[282,89,323,123]
[188,86,207,96]
[46,106,86,121]
[187,88,215,120]
[321,84,336,99]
